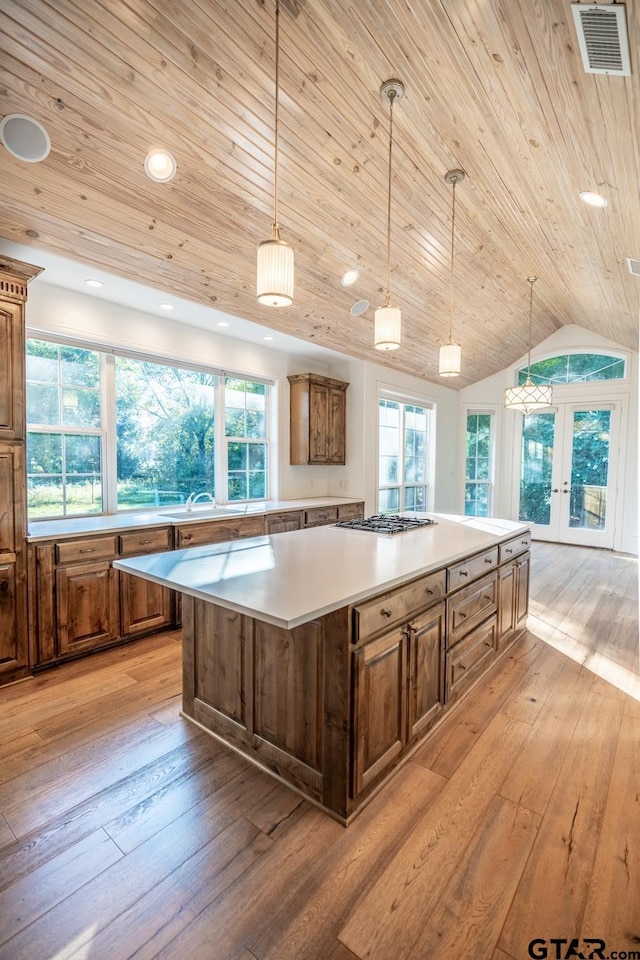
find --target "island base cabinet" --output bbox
[409,602,445,739]
[445,615,497,703]
[498,552,530,650]
[352,629,408,797]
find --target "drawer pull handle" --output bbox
[459,570,468,578]
[484,558,493,564]
[484,641,492,648]
[79,548,95,554]
[183,535,193,543]
[458,612,467,619]
[505,548,513,554]
[139,539,152,545]
[425,588,433,596]
[380,608,393,618]
[458,663,467,671]
[483,595,493,602]
[521,539,529,545]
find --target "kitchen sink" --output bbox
[159,507,246,520]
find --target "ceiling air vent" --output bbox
[626,258,640,278]
[571,3,631,76]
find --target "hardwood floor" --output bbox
[0,542,637,960]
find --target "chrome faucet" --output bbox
[185,491,216,512]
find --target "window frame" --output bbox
[25,331,274,519]
[463,408,496,518]
[377,386,435,514]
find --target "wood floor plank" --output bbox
[0,728,42,763]
[0,814,15,851]
[2,715,202,836]
[244,781,306,837]
[492,950,517,960]
[0,765,282,960]
[498,657,593,816]
[67,817,273,960]
[580,711,640,949]
[497,693,624,959]
[0,828,123,947]
[403,795,540,960]
[248,762,448,960]
[338,712,531,960]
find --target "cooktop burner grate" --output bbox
[335,514,437,534]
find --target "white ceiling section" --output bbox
[0,0,639,387]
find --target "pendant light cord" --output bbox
[526,276,537,377]
[448,176,457,344]
[273,0,281,234]
[384,90,396,307]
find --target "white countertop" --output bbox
[26,497,362,542]
[114,513,529,630]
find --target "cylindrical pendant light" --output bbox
[256,0,294,307]
[504,277,553,413]
[374,79,405,351]
[439,169,465,377]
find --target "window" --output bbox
[225,379,268,500]
[26,340,103,518]
[25,335,272,519]
[464,412,493,517]
[378,394,432,513]
[518,352,625,386]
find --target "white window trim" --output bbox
[377,384,436,513]
[460,404,497,518]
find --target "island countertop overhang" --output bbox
[113,513,531,630]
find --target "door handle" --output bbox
[552,488,559,493]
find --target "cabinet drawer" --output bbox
[337,502,364,521]
[119,528,172,557]
[445,615,497,702]
[265,511,302,534]
[447,570,497,647]
[177,515,265,547]
[354,570,447,643]
[304,506,338,527]
[499,532,532,563]
[447,547,498,591]
[56,536,118,565]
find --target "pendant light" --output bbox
[374,79,405,351]
[504,277,553,413]
[256,0,294,307]
[439,169,465,377]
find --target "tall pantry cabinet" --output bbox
[0,255,42,684]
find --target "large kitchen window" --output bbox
[378,392,433,513]
[464,411,494,517]
[26,336,272,519]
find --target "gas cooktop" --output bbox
[335,514,437,534]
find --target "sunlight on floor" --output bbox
[52,925,97,960]
[528,612,640,701]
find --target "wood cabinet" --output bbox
[175,514,265,548]
[30,526,175,667]
[265,511,303,534]
[0,256,42,685]
[409,602,446,738]
[288,373,348,465]
[498,536,531,650]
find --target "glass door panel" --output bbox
[518,412,556,529]
[568,410,611,531]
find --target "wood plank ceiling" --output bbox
[0,0,639,386]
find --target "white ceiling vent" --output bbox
[571,3,631,76]
[626,257,640,277]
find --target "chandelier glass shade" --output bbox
[504,276,553,413]
[374,79,404,351]
[256,0,294,307]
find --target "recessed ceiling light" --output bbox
[144,148,177,182]
[0,114,51,162]
[263,335,274,341]
[159,303,173,310]
[341,268,359,287]
[85,279,103,288]
[217,321,229,327]
[580,191,608,208]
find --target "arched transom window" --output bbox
[517,353,625,386]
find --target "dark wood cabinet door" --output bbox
[515,554,530,631]
[56,561,119,655]
[119,571,173,636]
[309,382,329,462]
[0,562,23,673]
[352,628,407,796]
[498,563,516,649]
[409,602,445,739]
[0,302,24,440]
[327,386,346,463]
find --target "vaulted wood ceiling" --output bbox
[1,0,639,386]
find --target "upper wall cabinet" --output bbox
[0,299,26,440]
[288,373,348,465]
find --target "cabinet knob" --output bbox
[484,558,493,564]
[183,535,192,543]
[380,608,393,618]
[505,548,512,554]
[521,539,529,545]
[484,641,492,648]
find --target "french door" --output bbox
[517,403,619,548]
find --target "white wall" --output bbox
[459,325,639,555]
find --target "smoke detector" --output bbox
[571,3,631,76]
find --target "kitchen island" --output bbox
[115,513,531,823]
